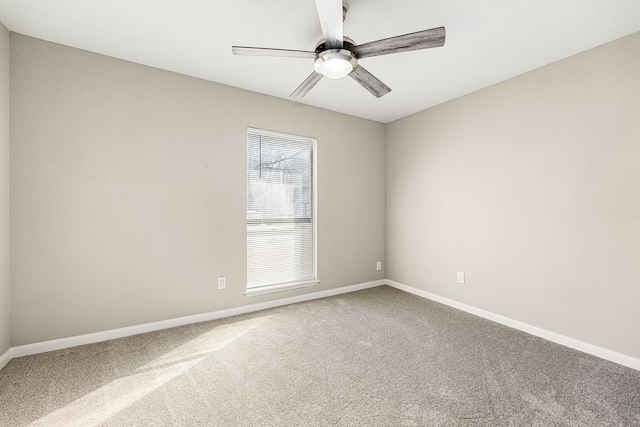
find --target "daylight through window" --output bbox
[246,128,317,294]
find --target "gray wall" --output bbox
[0,22,10,356]
[10,34,386,346]
[387,31,640,359]
[7,28,640,363]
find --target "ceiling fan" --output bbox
[232,0,445,98]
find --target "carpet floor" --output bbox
[1,285,639,426]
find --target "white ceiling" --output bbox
[1,0,639,123]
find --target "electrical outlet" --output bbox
[217,276,226,289]
[457,271,465,284]
[376,261,382,271]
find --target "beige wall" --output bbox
[0,22,10,355]
[7,27,640,363]
[10,34,386,346]
[387,31,640,359]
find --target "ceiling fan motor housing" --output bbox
[314,36,357,54]
[313,37,359,79]
[314,51,358,80]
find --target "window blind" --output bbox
[246,128,317,291]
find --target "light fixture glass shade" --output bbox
[314,50,358,79]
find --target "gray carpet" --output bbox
[1,285,639,426]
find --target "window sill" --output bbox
[244,280,320,297]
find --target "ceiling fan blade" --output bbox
[349,66,391,98]
[315,0,344,49]
[291,72,324,98]
[232,46,317,59]
[352,27,445,59]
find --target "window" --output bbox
[245,128,318,296]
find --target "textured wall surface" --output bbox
[10,34,386,346]
[386,31,640,359]
[0,22,9,355]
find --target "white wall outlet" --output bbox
[217,276,226,289]
[457,271,465,284]
[376,261,382,271]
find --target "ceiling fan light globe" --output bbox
[319,58,352,79]
[314,49,358,79]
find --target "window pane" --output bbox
[246,128,316,290]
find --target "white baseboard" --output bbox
[6,279,638,374]
[0,348,11,371]
[386,280,640,372]
[8,280,385,361]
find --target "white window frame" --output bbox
[245,127,319,297]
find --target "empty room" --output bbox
[1,0,640,425]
